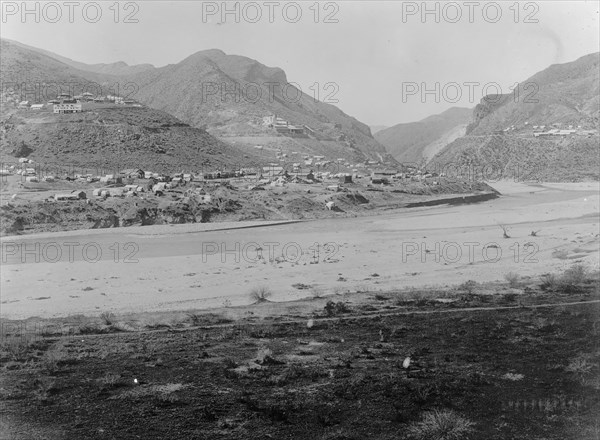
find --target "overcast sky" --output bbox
[1,1,598,126]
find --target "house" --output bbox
[18,101,30,109]
[55,193,79,201]
[339,174,353,184]
[371,169,397,184]
[30,104,44,110]
[53,103,82,114]
[55,191,85,201]
[25,176,39,182]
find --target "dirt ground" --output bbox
[0,279,599,439]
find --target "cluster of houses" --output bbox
[16,93,141,114]
[496,122,597,138]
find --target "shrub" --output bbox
[407,409,475,440]
[324,301,350,316]
[99,311,115,325]
[541,264,589,293]
[249,286,273,303]
[458,280,477,295]
[504,272,520,288]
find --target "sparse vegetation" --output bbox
[99,311,115,325]
[324,300,351,316]
[458,280,478,295]
[504,272,521,288]
[249,285,273,303]
[407,409,475,440]
[541,264,591,293]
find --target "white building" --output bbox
[53,103,82,114]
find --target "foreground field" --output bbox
[1,277,599,439]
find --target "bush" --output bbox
[324,301,350,316]
[407,409,475,440]
[504,272,520,288]
[541,264,589,293]
[458,280,477,295]
[99,311,115,325]
[249,286,273,303]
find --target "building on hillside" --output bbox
[18,101,30,109]
[54,103,82,114]
[120,169,145,179]
[30,104,44,110]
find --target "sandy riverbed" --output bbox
[1,181,598,319]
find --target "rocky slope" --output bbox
[0,106,262,172]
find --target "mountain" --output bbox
[3,39,155,76]
[466,52,599,135]
[430,53,600,182]
[0,39,114,87]
[122,49,392,163]
[2,40,393,164]
[374,107,473,163]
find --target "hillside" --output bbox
[375,107,472,163]
[123,49,392,163]
[2,39,155,77]
[428,53,600,182]
[0,105,262,172]
[467,52,600,135]
[430,133,600,182]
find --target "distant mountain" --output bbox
[369,125,389,135]
[3,39,155,76]
[467,52,599,135]
[0,39,113,87]
[374,107,472,163]
[1,39,393,164]
[430,53,600,182]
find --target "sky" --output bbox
[1,1,599,127]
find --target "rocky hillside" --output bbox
[2,39,155,77]
[0,39,114,87]
[375,107,472,163]
[0,106,262,172]
[428,53,600,182]
[430,134,599,182]
[123,49,391,162]
[1,39,393,164]
[467,52,599,135]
